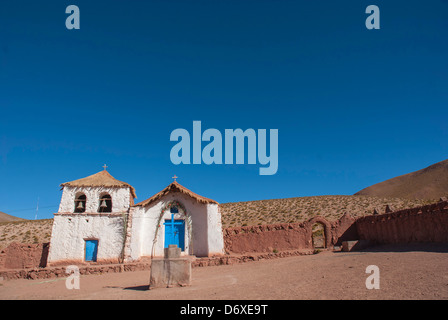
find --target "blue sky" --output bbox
[0,1,447,219]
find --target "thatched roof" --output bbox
[60,170,137,198]
[134,181,218,207]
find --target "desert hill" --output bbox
[219,195,428,228]
[0,219,53,250]
[355,159,448,200]
[0,211,25,223]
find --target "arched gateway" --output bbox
[307,216,332,249]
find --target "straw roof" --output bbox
[60,170,137,198]
[134,181,218,207]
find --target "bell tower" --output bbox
[48,167,137,265]
[57,167,136,214]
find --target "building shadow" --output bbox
[39,243,50,268]
[356,242,448,253]
[123,285,150,291]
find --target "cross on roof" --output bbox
[103,164,108,171]
[172,175,178,182]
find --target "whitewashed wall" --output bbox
[206,203,225,255]
[49,185,225,264]
[125,191,225,261]
[48,185,131,264]
[58,186,132,213]
[47,213,126,264]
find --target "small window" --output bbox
[74,193,86,213]
[170,206,179,214]
[98,194,112,213]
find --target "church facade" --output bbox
[47,169,225,265]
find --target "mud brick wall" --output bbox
[356,200,448,244]
[223,214,358,254]
[331,213,359,246]
[0,262,151,281]
[0,242,49,270]
[223,223,311,254]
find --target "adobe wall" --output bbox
[0,262,151,281]
[223,214,358,254]
[58,185,132,213]
[222,199,448,254]
[125,192,225,261]
[47,213,126,265]
[356,200,448,244]
[0,242,49,270]
[224,222,310,254]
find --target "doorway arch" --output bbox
[307,217,332,249]
[312,222,326,249]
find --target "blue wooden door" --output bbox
[85,240,98,262]
[164,219,185,251]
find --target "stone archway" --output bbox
[312,222,325,248]
[307,217,332,249]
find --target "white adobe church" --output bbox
[47,168,225,265]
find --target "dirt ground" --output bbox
[1,244,447,300]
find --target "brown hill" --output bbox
[355,159,448,200]
[0,211,25,223]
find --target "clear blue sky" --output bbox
[1,1,447,219]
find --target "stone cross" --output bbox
[172,175,178,182]
[103,164,108,171]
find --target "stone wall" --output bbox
[223,223,310,254]
[0,242,49,270]
[0,251,316,280]
[0,262,151,281]
[356,200,448,244]
[222,200,448,254]
[223,214,358,254]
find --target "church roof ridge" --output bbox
[60,170,137,198]
[134,181,218,207]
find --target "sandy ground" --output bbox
[1,244,447,300]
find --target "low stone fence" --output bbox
[0,242,49,270]
[223,213,358,254]
[0,249,314,281]
[0,262,151,281]
[356,200,448,244]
